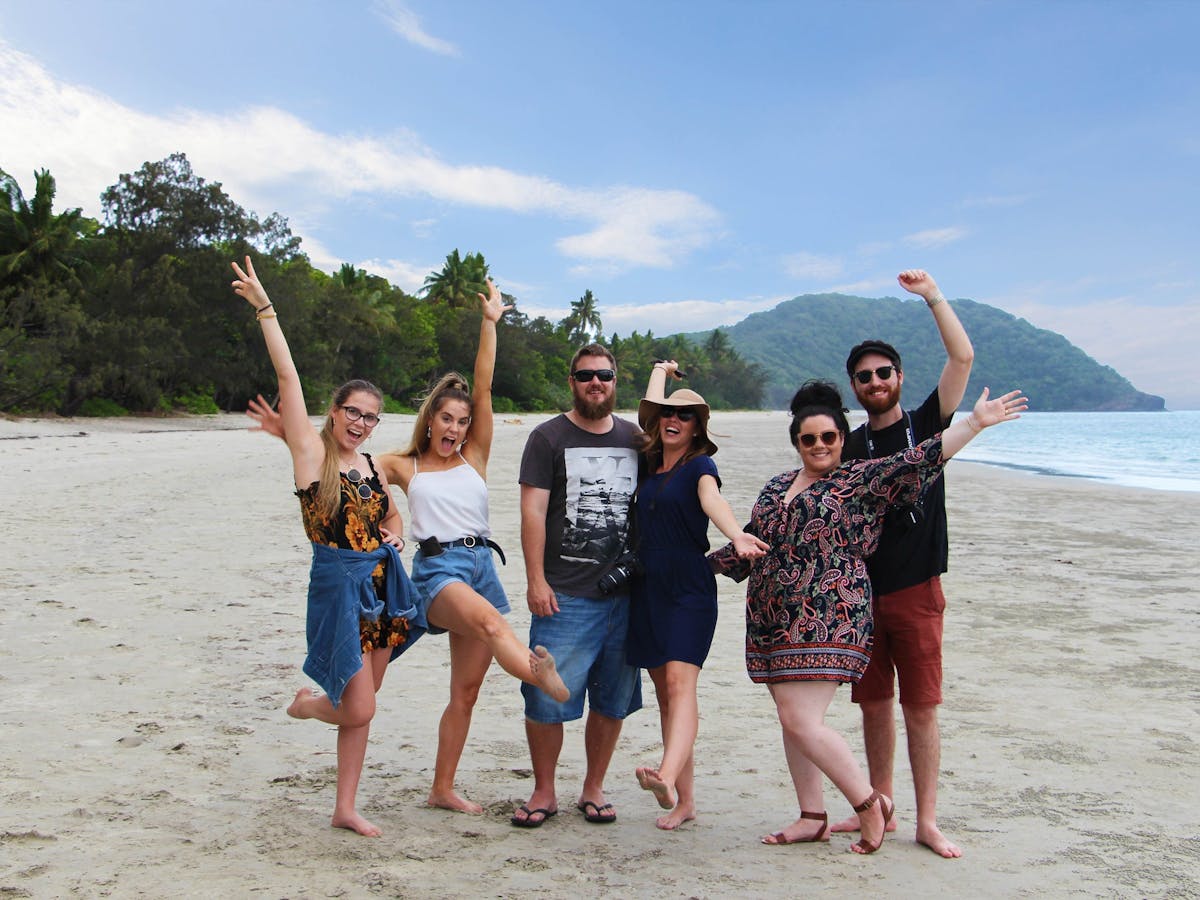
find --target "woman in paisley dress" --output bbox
[710,379,1025,853]
[628,361,767,830]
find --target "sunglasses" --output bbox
[571,368,615,383]
[853,365,896,385]
[661,407,698,423]
[344,468,375,500]
[341,404,381,427]
[798,431,840,448]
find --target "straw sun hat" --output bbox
[637,388,719,457]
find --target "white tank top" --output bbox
[408,454,491,541]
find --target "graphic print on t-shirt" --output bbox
[560,446,638,565]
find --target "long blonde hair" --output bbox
[317,379,383,520]
[396,372,472,457]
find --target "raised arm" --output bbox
[230,256,323,485]
[646,359,682,400]
[898,269,974,420]
[463,277,511,475]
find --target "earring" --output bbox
[426,426,432,438]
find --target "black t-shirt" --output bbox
[843,388,951,594]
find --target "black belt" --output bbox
[418,535,506,565]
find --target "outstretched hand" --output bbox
[231,256,272,311]
[897,268,940,302]
[478,278,512,323]
[245,393,286,439]
[972,387,1028,428]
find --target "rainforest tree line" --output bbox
[1,153,765,416]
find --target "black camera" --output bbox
[597,550,644,595]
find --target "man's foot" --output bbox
[531,645,570,702]
[635,766,676,810]
[656,805,696,831]
[510,803,558,828]
[829,811,898,834]
[427,789,483,814]
[331,810,382,837]
[286,687,316,719]
[576,798,617,824]
[917,822,962,858]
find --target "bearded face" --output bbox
[570,355,617,420]
[850,352,903,416]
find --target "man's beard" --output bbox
[856,381,901,416]
[574,389,616,420]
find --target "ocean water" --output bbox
[951,409,1200,493]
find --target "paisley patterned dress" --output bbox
[296,453,410,653]
[710,437,946,684]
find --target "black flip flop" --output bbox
[577,800,617,824]
[510,804,558,828]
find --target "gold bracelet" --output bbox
[257,310,277,320]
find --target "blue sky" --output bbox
[2,1,1197,408]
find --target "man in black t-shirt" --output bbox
[830,269,973,859]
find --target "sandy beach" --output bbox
[2,410,1198,899]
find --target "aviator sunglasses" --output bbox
[852,365,896,385]
[571,368,616,382]
[799,430,840,448]
[340,404,381,427]
[661,407,698,423]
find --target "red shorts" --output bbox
[851,576,945,706]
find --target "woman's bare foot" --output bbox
[917,822,962,858]
[635,766,676,810]
[656,805,696,831]
[331,810,382,837]
[427,789,484,815]
[830,811,898,834]
[286,687,317,719]
[531,645,570,702]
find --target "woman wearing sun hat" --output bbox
[628,360,767,830]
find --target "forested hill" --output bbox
[684,293,1164,412]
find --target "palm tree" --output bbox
[563,289,602,345]
[0,168,87,282]
[421,249,489,308]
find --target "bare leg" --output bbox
[285,647,393,837]
[577,710,623,816]
[512,719,563,825]
[656,750,696,831]
[427,631,492,814]
[638,662,700,818]
[427,583,568,702]
[831,698,898,834]
[767,682,888,853]
[903,702,961,857]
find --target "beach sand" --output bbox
[2,411,1198,899]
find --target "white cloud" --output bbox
[410,217,438,238]
[517,294,791,338]
[828,277,896,296]
[0,43,719,272]
[371,1,459,56]
[903,226,969,248]
[355,257,437,293]
[782,252,842,280]
[963,192,1034,209]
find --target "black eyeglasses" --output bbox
[799,431,840,448]
[344,468,375,500]
[571,368,615,383]
[341,404,381,427]
[661,408,698,423]
[853,365,896,385]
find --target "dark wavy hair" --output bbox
[788,380,850,448]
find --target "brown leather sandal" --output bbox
[761,810,830,845]
[849,790,894,854]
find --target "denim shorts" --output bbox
[410,543,511,636]
[521,591,643,724]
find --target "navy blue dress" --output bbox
[627,455,721,669]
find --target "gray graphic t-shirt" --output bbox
[519,414,641,598]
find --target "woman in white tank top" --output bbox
[250,277,568,815]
